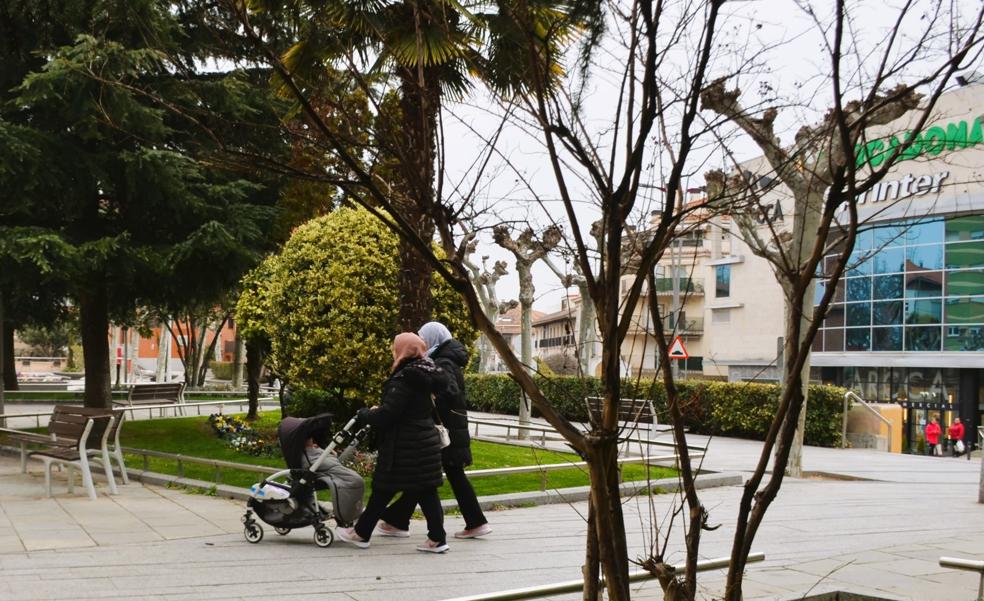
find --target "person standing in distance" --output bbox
[376,321,492,539]
[925,415,942,456]
[948,417,965,457]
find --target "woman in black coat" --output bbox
[377,322,491,540]
[335,332,450,553]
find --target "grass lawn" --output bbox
[115,411,676,499]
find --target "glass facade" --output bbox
[815,215,984,352]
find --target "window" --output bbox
[818,215,984,354]
[715,265,731,298]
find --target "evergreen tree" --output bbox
[0,1,285,407]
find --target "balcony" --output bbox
[651,277,704,296]
[627,316,704,336]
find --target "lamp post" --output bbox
[0,292,6,426]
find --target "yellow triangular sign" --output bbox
[668,336,689,360]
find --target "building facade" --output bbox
[706,84,984,451]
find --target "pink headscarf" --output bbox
[391,332,427,372]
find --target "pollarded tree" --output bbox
[238,207,476,409]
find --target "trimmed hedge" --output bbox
[210,361,235,381]
[464,374,845,447]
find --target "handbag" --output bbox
[956,440,966,454]
[431,395,451,449]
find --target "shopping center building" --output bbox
[705,84,984,451]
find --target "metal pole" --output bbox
[441,553,766,601]
[939,556,984,600]
[0,292,6,426]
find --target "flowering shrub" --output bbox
[342,450,376,478]
[207,414,277,457]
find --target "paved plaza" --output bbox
[0,427,983,601]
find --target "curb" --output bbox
[121,468,744,510]
[0,446,744,510]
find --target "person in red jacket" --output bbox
[925,415,942,456]
[948,417,966,457]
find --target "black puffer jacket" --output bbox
[363,357,447,491]
[431,339,473,467]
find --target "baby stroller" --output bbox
[241,413,368,547]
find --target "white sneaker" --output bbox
[454,523,492,539]
[375,521,410,538]
[336,527,370,549]
[416,538,450,553]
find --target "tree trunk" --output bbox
[246,340,263,420]
[517,262,534,438]
[783,190,822,478]
[394,53,441,332]
[79,285,112,409]
[577,284,595,375]
[585,438,631,600]
[583,502,601,601]
[397,237,434,330]
[232,333,244,388]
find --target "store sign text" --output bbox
[855,116,983,169]
[855,170,949,205]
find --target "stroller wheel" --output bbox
[244,522,264,544]
[314,527,334,548]
[274,527,291,536]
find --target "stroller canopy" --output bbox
[278,413,333,470]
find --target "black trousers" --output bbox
[381,462,488,531]
[354,486,446,544]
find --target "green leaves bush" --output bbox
[464,374,846,447]
[236,207,476,405]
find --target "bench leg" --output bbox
[100,447,118,495]
[77,455,97,500]
[19,443,27,473]
[114,447,129,485]
[43,460,53,498]
[66,465,74,494]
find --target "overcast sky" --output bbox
[438,0,983,312]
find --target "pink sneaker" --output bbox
[375,521,410,538]
[416,538,450,553]
[454,524,492,539]
[336,527,370,548]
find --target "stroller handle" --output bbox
[308,416,367,473]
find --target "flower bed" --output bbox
[207,414,277,457]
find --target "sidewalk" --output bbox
[1,429,983,600]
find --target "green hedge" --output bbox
[464,374,845,447]
[210,361,235,381]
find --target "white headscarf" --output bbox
[418,321,452,357]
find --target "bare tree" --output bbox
[701,2,984,597]
[543,225,603,376]
[463,239,517,373]
[494,224,562,435]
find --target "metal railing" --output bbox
[113,445,695,490]
[842,391,894,453]
[469,415,706,454]
[939,556,984,601]
[0,398,277,429]
[121,446,279,483]
[441,552,765,601]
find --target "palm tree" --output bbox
[248,0,590,329]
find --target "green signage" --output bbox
[855,115,983,168]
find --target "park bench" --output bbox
[586,396,663,456]
[116,382,186,417]
[0,406,119,499]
